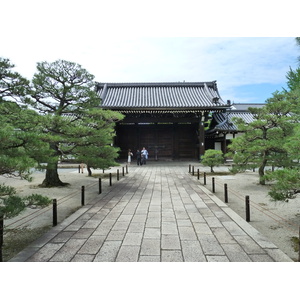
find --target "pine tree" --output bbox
[26,59,123,186]
[227,91,295,185]
[201,149,224,173]
[1,57,51,178]
[0,58,52,261]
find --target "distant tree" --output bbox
[286,67,300,91]
[25,59,124,186]
[0,58,29,102]
[295,37,300,62]
[201,149,224,172]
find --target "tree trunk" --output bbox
[41,161,68,187]
[258,158,267,185]
[87,165,92,176]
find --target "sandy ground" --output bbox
[1,163,300,262]
[209,169,300,262]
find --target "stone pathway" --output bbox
[10,162,293,262]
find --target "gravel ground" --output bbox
[208,169,300,261]
[1,163,300,262]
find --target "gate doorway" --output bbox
[115,123,198,160]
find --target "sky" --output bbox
[1,0,299,104]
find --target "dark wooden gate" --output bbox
[115,123,198,160]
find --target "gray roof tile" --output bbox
[210,111,256,132]
[96,81,228,110]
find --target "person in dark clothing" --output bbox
[136,149,142,166]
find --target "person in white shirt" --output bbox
[141,147,148,165]
[127,149,133,165]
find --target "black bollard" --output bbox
[197,169,200,180]
[189,165,191,173]
[204,172,207,185]
[78,165,81,173]
[81,186,85,206]
[245,195,250,222]
[109,173,112,186]
[99,178,102,194]
[0,217,4,262]
[224,184,228,203]
[122,166,125,176]
[126,165,128,174]
[298,227,300,262]
[117,169,119,181]
[53,199,57,226]
[192,166,194,176]
[212,177,215,193]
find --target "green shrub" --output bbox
[201,149,224,172]
[24,194,52,208]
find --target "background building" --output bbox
[96,82,261,160]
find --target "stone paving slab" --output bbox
[10,162,293,262]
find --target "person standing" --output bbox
[127,149,133,165]
[136,149,142,166]
[80,163,85,173]
[141,147,148,165]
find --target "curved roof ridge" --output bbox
[96,81,218,88]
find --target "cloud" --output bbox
[2,9,299,104]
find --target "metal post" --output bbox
[78,165,81,173]
[117,169,119,181]
[245,195,250,222]
[109,173,112,186]
[126,165,128,174]
[224,184,228,203]
[81,186,85,206]
[204,172,206,185]
[53,199,57,226]
[189,165,191,173]
[122,166,125,176]
[192,166,194,176]
[99,178,102,194]
[197,169,200,180]
[212,177,215,193]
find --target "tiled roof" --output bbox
[96,81,228,111]
[207,103,266,133]
[210,111,256,132]
[231,103,265,110]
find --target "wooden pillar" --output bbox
[135,123,139,150]
[173,123,178,159]
[222,133,227,154]
[113,123,118,147]
[199,113,205,159]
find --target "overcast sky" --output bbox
[2,1,299,104]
